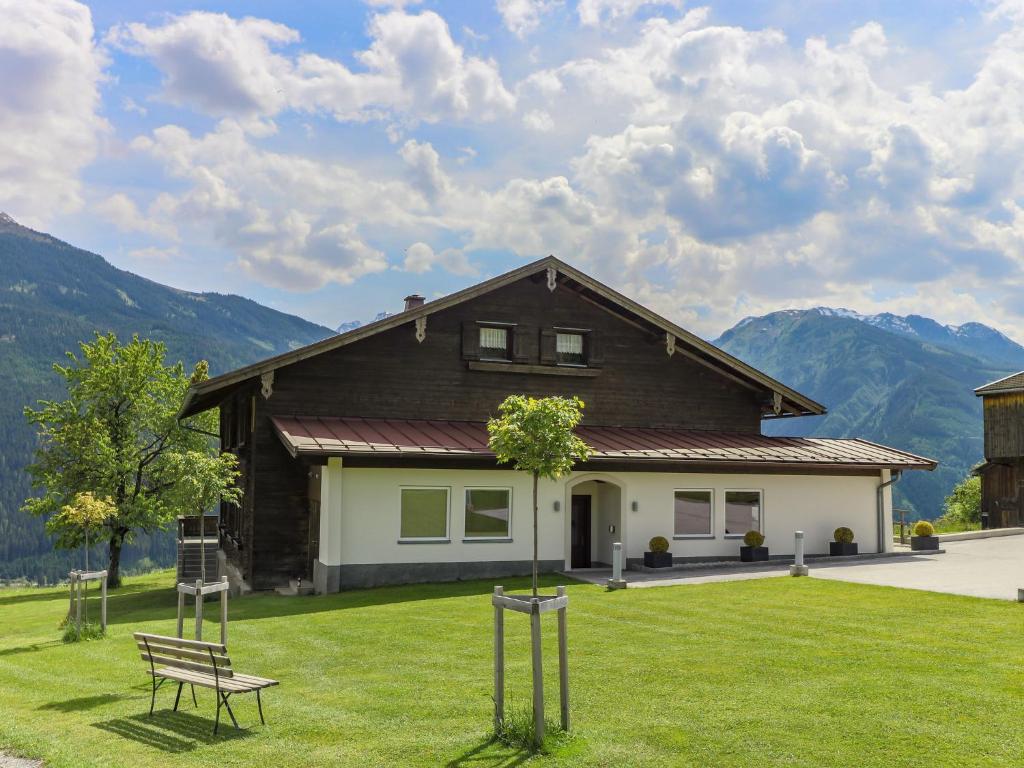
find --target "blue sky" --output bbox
[3,0,1024,338]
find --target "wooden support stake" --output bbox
[74,573,82,630]
[100,571,107,632]
[220,576,229,646]
[68,571,76,625]
[493,586,504,728]
[556,586,569,731]
[176,586,185,639]
[530,598,544,747]
[194,578,203,641]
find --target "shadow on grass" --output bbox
[101,573,576,629]
[38,692,145,712]
[91,710,252,753]
[0,582,153,608]
[0,639,63,657]
[445,737,532,768]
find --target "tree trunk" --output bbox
[107,531,125,588]
[532,471,539,598]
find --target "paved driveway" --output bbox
[811,535,1024,600]
[569,535,1024,600]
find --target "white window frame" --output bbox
[462,486,513,542]
[672,488,715,539]
[397,486,451,543]
[553,326,590,367]
[723,488,764,539]
[478,322,514,362]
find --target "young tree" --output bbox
[23,333,224,587]
[488,395,591,597]
[942,474,982,526]
[165,450,242,583]
[48,492,116,573]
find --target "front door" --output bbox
[571,495,592,569]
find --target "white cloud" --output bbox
[523,109,554,131]
[0,0,108,221]
[399,140,450,204]
[496,0,559,38]
[403,242,477,275]
[94,193,178,238]
[108,9,515,124]
[577,0,683,27]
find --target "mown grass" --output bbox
[1,569,1022,767]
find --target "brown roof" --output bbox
[975,371,1024,395]
[179,256,825,419]
[271,416,936,471]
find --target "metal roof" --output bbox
[975,371,1024,396]
[271,416,936,471]
[179,256,825,419]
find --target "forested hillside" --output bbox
[0,214,332,583]
[716,309,1023,517]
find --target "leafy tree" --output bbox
[488,395,591,597]
[22,333,226,587]
[941,474,982,526]
[165,450,242,583]
[48,492,115,573]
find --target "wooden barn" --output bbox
[178,257,936,593]
[974,372,1024,527]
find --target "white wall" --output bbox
[327,466,888,568]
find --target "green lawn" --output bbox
[1,570,1022,767]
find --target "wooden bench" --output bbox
[134,632,279,734]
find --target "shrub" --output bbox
[833,527,855,544]
[913,520,935,537]
[648,536,669,553]
[742,530,765,548]
[62,621,104,643]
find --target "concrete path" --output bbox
[811,535,1024,600]
[569,535,1024,600]
[0,753,43,768]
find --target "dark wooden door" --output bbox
[571,495,592,569]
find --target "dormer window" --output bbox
[556,332,585,365]
[479,325,510,361]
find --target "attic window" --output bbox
[479,326,510,360]
[556,332,585,365]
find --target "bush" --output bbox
[742,530,765,547]
[913,520,935,537]
[62,621,105,643]
[833,527,855,544]
[942,475,981,526]
[648,536,669,553]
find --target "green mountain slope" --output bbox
[0,214,333,582]
[715,309,1020,517]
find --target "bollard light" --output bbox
[608,542,626,590]
[790,530,809,576]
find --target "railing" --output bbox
[893,508,912,544]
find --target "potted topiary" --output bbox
[643,536,673,568]
[910,520,939,551]
[829,527,858,556]
[739,530,768,562]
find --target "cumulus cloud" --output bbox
[107,9,515,124]
[496,0,559,38]
[403,242,477,275]
[0,0,108,220]
[577,0,683,27]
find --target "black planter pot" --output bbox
[643,551,673,568]
[911,535,939,551]
[829,542,858,556]
[740,546,769,562]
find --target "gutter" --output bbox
[877,470,902,553]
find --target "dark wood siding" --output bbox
[983,393,1024,459]
[222,274,768,588]
[980,460,1023,528]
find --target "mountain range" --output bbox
[715,308,1022,517]
[0,214,333,583]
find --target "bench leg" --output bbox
[149,677,157,716]
[215,692,239,734]
[190,684,197,708]
[257,689,265,725]
[173,682,183,712]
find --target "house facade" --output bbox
[180,257,936,593]
[974,372,1024,527]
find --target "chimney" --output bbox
[404,294,425,311]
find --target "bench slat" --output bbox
[150,667,276,692]
[133,632,226,654]
[135,641,231,667]
[141,652,234,679]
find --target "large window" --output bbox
[674,489,713,537]
[479,326,510,360]
[555,332,585,365]
[399,487,450,541]
[724,490,762,537]
[464,488,512,539]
